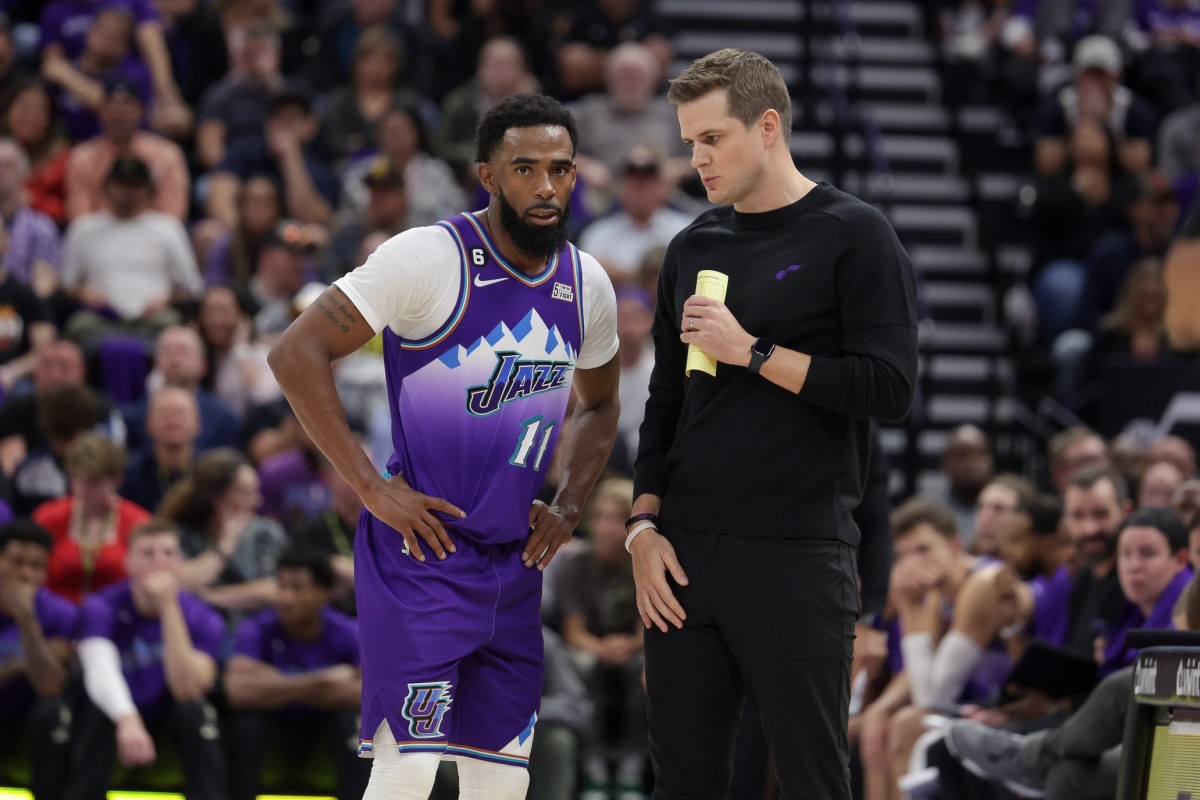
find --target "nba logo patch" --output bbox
[401,681,453,738]
[551,282,574,302]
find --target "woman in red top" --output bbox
[0,78,71,225]
[33,433,151,603]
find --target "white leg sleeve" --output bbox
[900,632,936,708]
[361,721,442,800]
[928,630,985,711]
[457,756,531,800]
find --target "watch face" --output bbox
[752,339,774,358]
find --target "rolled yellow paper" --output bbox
[685,269,729,377]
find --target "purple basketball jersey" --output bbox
[381,212,585,545]
[0,588,78,713]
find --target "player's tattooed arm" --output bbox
[312,294,360,333]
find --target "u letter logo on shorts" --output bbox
[401,681,453,738]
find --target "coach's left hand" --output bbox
[524,501,573,570]
[680,295,755,366]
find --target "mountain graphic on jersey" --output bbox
[410,307,577,415]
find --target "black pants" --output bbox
[64,696,228,800]
[225,707,369,800]
[645,529,858,800]
[0,698,73,800]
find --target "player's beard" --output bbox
[497,185,572,261]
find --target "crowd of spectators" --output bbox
[0,1,1198,800]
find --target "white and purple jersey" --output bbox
[0,588,78,714]
[335,212,617,764]
[335,212,618,545]
[78,581,225,721]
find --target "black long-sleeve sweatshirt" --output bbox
[633,183,918,546]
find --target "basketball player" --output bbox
[268,93,620,799]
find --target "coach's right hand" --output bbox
[362,474,465,562]
[630,530,689,632]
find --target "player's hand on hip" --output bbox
[629,530,688,632]
[524,500,572,570]
[362,474,464,561]
[680,295,755,366]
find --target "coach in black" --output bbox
[628,49,918,799]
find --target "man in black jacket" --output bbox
[627,48,918,799]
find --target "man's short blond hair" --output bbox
[667,48,792,142]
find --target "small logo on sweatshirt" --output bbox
[775,264,802,280]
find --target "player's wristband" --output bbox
[625,512,658,529]
[624,521,658,553]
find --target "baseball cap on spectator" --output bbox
[363,156,405,190]
[268,89,313,116]
[105,157,153,187]
[622,145,662,178]
[1073,35,1122,77]
[105,76,143,102]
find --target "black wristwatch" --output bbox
[747,337,775,375]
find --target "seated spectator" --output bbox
[11,383,104,515]
[256,405,330,529]
[1140,458,1186,508]
[318,25,435,165]
[1126,0,1200,115]
[203,175,284,290]
[1026,116,1132,342]
[557,0,673,99]
[942,507,1194,799]
[292,458,363,615]
[0,136,62,298]
[62,158,203,345]
[1156,73,1200,182]
[1077,171,1179,333]
[0,339,123,477]
[65,520,227,800]
[0,519,77,800]
[571,44,689,194]
[1048,425,1111,493]
[0,15,25,100]
[1172,478,1200,522]
[971,473,1036,556]
[0,78,70,225]
[194,23,299,172]
[223,547,367,800]
[162,448,286,615]
[1145,432,1198,478]
[305,0,432,95]
[340,104,464,228]
[207,90,337,229]
[38,0,190,138]
[1077,257,1180,419]
[64,78,190,222]
[121,387,200,514]
[121,325,240,454]
[438,37,539,176]
[1035,35,1157,177]
[0,223,55,395]
[577,145,695,281]
[614,285,654,473]
[36,433,151,603]
[862,499,1013,796]
[321,156,409,280]
[196,285,280,418]
[247,230,315,337]
[555,478,646,797]
[924,425,995,544]
[44,7,150,143]
[531,627,595,800]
